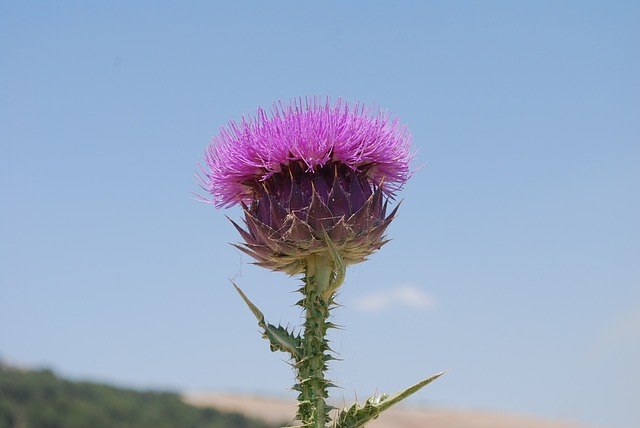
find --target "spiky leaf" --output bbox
[335,371,445,428]
[232,281,301,360]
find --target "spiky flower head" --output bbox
[199,97,413,275]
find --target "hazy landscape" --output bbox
[185,391,600,428]
[1,362,603,428]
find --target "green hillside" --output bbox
[0,364,275,428]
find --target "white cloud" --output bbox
[354,284,434,313]
[355,292,391,312]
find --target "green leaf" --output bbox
[335,371,445,428]
[231,281,302,360]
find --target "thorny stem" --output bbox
[233,240,441,427]
[295,253,336,428]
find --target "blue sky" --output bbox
[1,2,638,427]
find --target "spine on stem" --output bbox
[294,253,337,428]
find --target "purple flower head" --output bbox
[199,97,414,275]
[201,97,412,208]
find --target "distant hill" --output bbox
[0,363,275,428]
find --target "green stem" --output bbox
[295,253,335,428]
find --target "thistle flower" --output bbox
[199,97,413,275]
[198,98,442,428]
